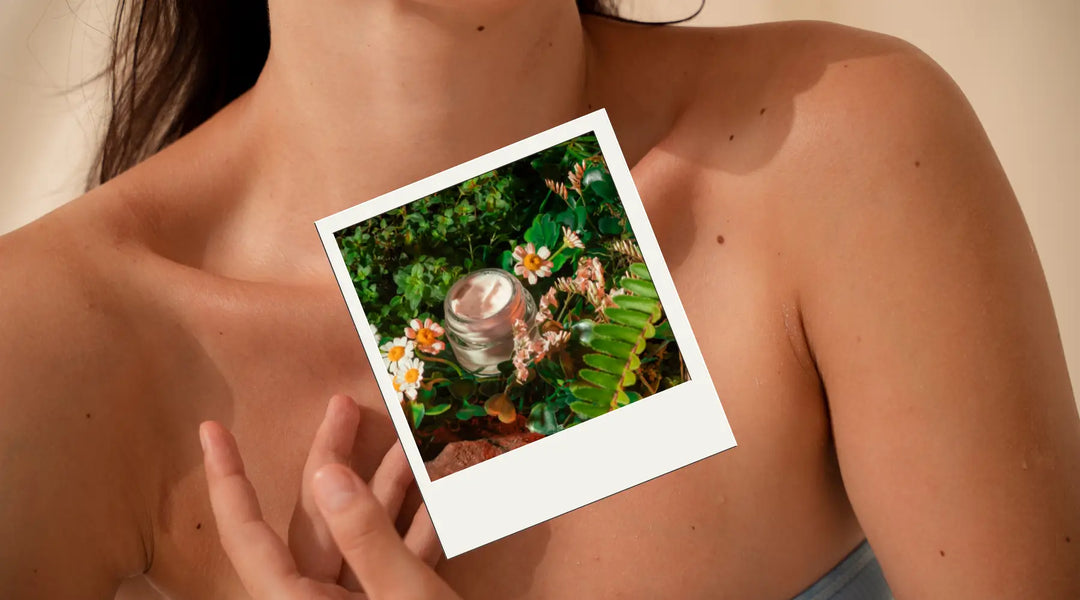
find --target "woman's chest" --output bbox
[137,165,857,599]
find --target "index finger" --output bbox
[201,421,305,598]
[313,464,459,600]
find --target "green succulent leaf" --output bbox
[593,323,641,344]
[579,369,621,389]
[585,337,634,359]
[628,262,652,280]
[612,294,661,316]
[605,307,653,330]
[570,400,609,419]
[582,353,625,374]
[620,277,660,300]
[569,383,616,406]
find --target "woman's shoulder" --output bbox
[0,190,155,597]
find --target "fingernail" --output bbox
[199,423,211,454]
[314,466,358,513]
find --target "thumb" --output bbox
[312,463,458,600]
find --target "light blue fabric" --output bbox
[790,540,894,600]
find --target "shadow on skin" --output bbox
[607,22,893,273]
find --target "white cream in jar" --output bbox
[443,269,536,375]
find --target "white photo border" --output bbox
[315,109,736,558]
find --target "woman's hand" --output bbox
[200,395,462,599]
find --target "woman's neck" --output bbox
[241,0,594,224]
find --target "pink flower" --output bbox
[512,242,553,285]
[554,277,577,294]
[543,330,571,352]
[536,288,559,323]
[568,161,587,195]
[404,318,446,354]
[512,351,530,384]
[576,256,605,289]
[562,226,584,250]
[545,179,568,201]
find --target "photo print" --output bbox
[317,110,735,557]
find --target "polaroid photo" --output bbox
[316,109,736,558]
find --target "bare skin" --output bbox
[1,1,1078,598]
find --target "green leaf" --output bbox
[500,249,515,272]
[570,400,609,419]
[409,402,425,428]
[550,248,578,273]
[578,369,621,390]
[614,391,631,406]
[582,353,625,374]
[598,216,623,235]
[569,383,615,406]
[449,380,476,400]
[605,308,652,329]
[593,323,641,344]
[625,391,642,403]
[456,402,488,420]
[620,277,659,300]
[628,262,652,281]
[621,371,637,387]
[585,337,633,359]
[612,294,660,315]
[426,403,452,416]
[526,403,559,435]
[654,320,675,340]
[573,205,587,229]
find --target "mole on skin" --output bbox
[477,25,485,31]
[716,234,725,245]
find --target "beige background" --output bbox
[2,0,1077,399]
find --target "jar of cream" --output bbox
[443,268,536,375]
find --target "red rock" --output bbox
[425,432,544,480]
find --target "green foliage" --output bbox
[568,262,662,419]
[333,133,689,461]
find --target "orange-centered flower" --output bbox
[380,336,414,372]
[405,318,446,354]
[512,242,553,285]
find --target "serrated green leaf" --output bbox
[578,369,621,390]
[628,263,652,281]
[593,323,641,344]
[605,308,652,329]
[570,400,609,419]
[612,294,660,315]
[620,278,659,299]
[585,337,633,359]
[569,383,616,406]
[582,353,625,374]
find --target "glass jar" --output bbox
[443,268,536,375]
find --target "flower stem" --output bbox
[421,355,464,376]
